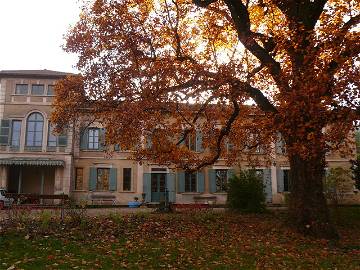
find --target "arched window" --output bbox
[26,112,44,147]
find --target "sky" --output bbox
[0,0,82,73]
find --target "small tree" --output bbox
[324,167,353,206]
[227,170,265,213]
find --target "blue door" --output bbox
[151,173,166,202]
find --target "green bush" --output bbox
[227,170,266,213]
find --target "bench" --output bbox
[6,193,69,205]
[88,193,117,205]
[170,203,210,212]
[193,195,217,205]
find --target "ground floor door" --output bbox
[151,173,166,202]
[143,173,175,203]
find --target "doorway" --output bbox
[151,173,166,202]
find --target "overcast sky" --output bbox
[0,0,82,73]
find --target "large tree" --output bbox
[52,0,360,239]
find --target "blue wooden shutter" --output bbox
[197,172,205,193]
[178,172,185,193]
[196,129,203,152]
[276,168,284,192]
[109,168,117,191]
[143,173,151,202]
[166,173,176,202]
[80,129,88,150]
[0,119,10,145]
[263,169,272,203]
[209,169,216,193]
[89,167,97,191]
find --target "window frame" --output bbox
[96,168,110,191]
[184,172,197,192]
[31,84,45,95]
[123,168,132,191]
[10,120,22,147]
[25,112,44,147]
[88,128,100,150]
[283,169,291,192]
[15,84,28,95]
[47,85,55,96]
[47,123,57,147]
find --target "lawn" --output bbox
[0,208,359,269]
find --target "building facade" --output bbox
[0,70,358,205]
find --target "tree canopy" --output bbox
[53,0,359,167]
[52,0,360,238]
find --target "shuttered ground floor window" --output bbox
[89,167,117,191]
[97,168,110,191]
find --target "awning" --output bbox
[0,158,65,167]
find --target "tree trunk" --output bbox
[288,153,339,240]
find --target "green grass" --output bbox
[0,208,359,269]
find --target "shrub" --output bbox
[227,170,266,213]
[324,167,353,206]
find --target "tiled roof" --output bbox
[0,69,74,79]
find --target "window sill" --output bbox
[180,192,201,195]
[211,192,227,195]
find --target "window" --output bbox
[97,168,110,191]
[31,84,44,95]
[15,84,28,95]
[88,128,99,149]
[47,85,55,96]
[283,170,291,192]
[26,113,43,147]
[47,124,57,147]
[123,168,132,191]
[11,120,21,147]
[185,172,197,192]
[216,169,228,192]
[0,120,10,145]
[185,132,196,151]
[75,168,83,190]
[47,123,67,147]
